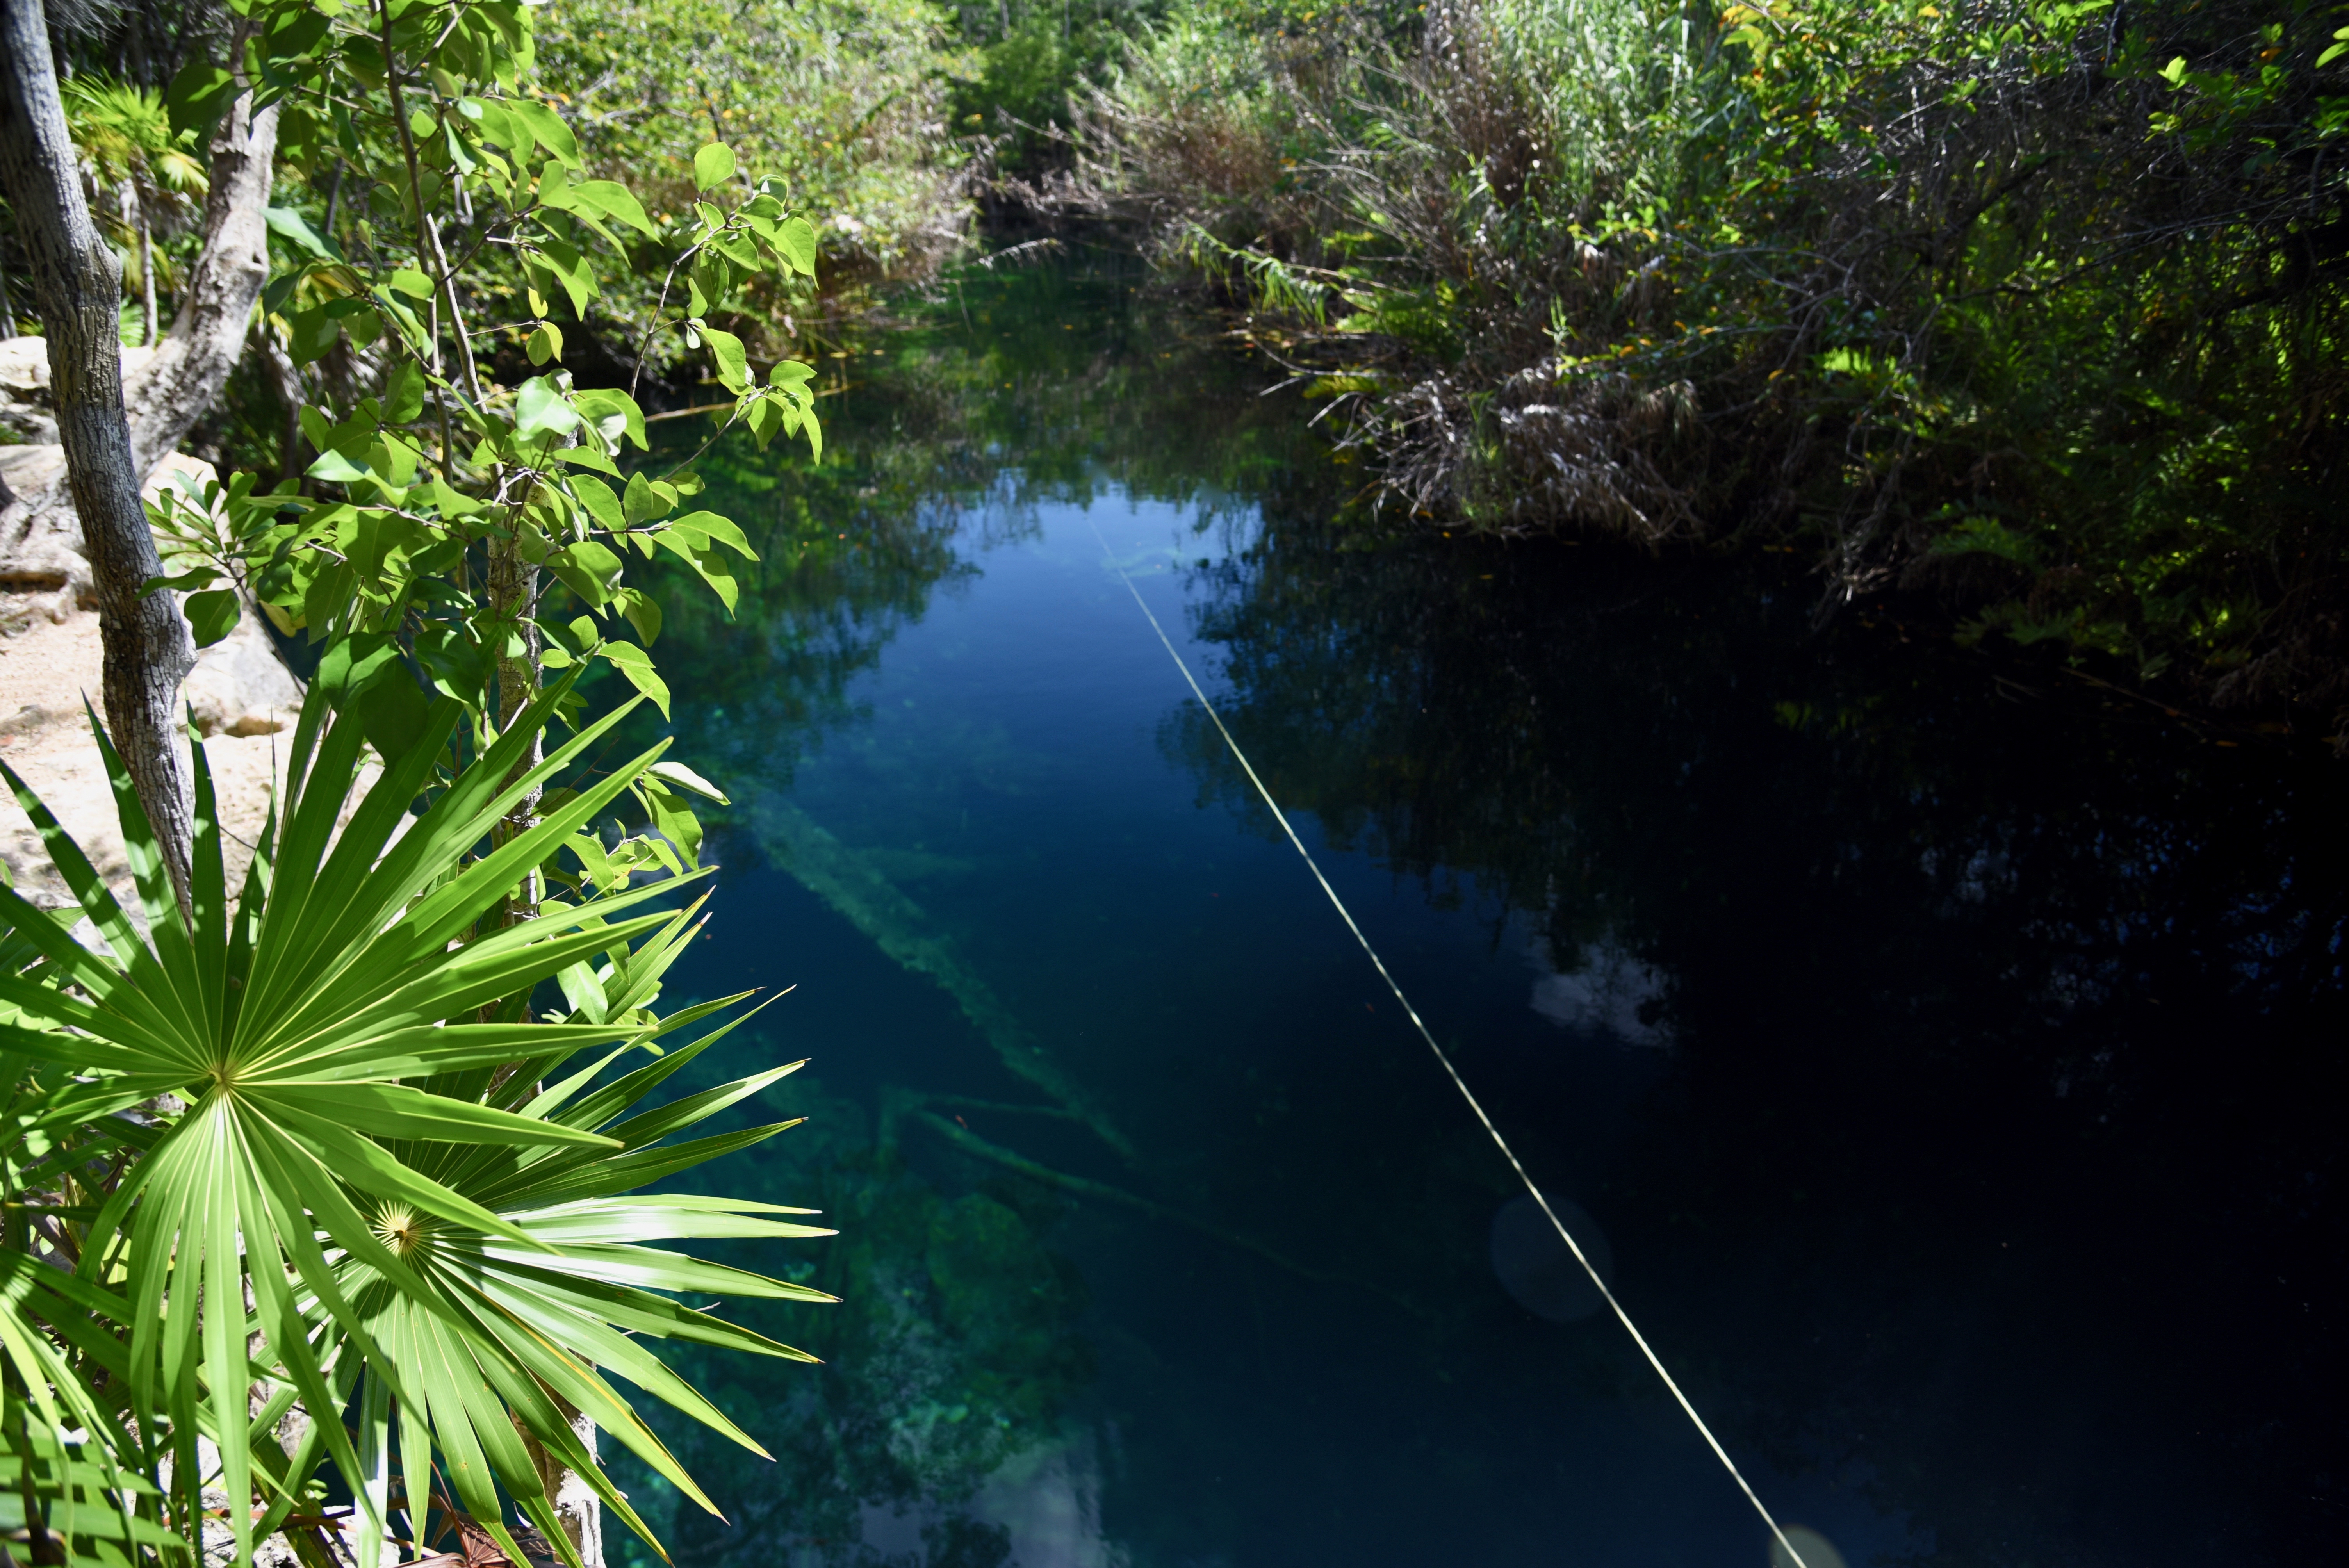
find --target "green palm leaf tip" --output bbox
[0,685,832,1568]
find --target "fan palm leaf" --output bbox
[0,681,831,1568]
[59,76,207,219]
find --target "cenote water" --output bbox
[596,264,2347,1568]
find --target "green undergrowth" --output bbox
[1077,0,2349,712]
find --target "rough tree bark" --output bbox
[119,74,278,474]
[0,0,196,907]
[136,207,156,347]
[0,18,280,577]
[520,1408,605,1568]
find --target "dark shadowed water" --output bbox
[599,265,2349,1568]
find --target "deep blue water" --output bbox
[601,271,2349,1568]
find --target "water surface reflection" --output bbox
[603,265,2347,1568]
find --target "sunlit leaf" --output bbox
[693,142,737,191]
[515,376,582,441]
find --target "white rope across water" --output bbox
[1090,525,1811,1568]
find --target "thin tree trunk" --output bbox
[269,328,306,488]
[488,536,543,921]
[137,209,156,347]
[519,1406,604,1568]
[0,0,196,910]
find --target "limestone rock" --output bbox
[0,336,154,395]
[0,342,163,587]
[184,600,301,736]
[0,449,310,906]
[0,335,48,394]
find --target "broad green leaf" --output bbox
[185,589,239,648]
[622,471,674,525]
[597,642,670,718]
[701,327,749,393]
[287,305,339,364]
[507,97,582,167]
[381,358,427,423]
[263,205,339,259]
[693,142,736,191]
[164,58,238,139]
[665,509,756,559]
[570,474,625,533]
[462,95,522,157]
[648,759,727,804]
[572,387,647,451]
[776,216,818,277]
[429,476,483,516]
[618,588,663,647]
[572,179,656,236]
[548,542,621,608]
[532,232,597,316]
[314,633,431,764]
[515,376,582,441]
[306,448,370,483]
[651,531,739,614]
[746,394,784,449]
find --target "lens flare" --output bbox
[1489,1193,1614,1322]
[1769,1525,1850,1568]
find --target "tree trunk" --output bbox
[0,24,279,620]
[120,76,277,474]
[487,535,544,920]
[0,0,196,910]
[136,208,155,347]
[265,327,306,488]
[519,1407,605,1568]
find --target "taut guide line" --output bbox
[1086,519,1813,1568]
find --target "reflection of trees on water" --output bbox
[630,259,1337,808]
[1169,525,2349,1564]
[598,264,1335,1567]
[595,258,2347,1565]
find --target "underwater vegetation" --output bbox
[607,1078,1094,1568]
[750,797,1135,1162]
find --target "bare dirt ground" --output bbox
[0,605,296,910]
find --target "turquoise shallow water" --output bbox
[599,269,2348,1568]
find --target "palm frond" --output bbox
[0,686,829,1567]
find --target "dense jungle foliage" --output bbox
[2,1,843,1564]
[18,1,2343,710]
[2,0,2338,1554]
[1071,0,2349,711]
